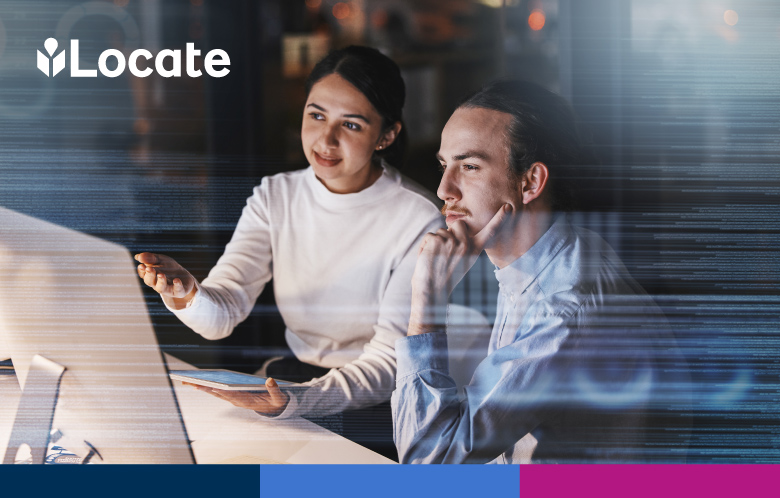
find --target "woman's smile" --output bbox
[313,150,342,167]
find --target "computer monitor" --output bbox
[0,207,193,464]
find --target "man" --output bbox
[392,80,688,464]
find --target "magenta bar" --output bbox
[521,465,777,498]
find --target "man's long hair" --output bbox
[458,80,595,211]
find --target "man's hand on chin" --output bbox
[408,204,512,336]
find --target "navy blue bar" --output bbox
[0,465,259,498]
[260,465,520,498]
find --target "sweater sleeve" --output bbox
[166,184,273,340]
[265,215,445,419]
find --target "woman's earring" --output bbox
[377,145,383,150]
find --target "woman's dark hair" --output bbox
[458,80,595,211]
[306,46,407,168]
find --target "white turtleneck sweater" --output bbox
[167,164,444,418]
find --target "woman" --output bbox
[135,46,443,447]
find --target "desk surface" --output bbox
[0,356,394,464]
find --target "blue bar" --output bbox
[260,465,520,498]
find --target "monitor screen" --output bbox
[0,207,193,463]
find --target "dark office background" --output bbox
[0,0,778,462]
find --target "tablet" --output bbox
[169,369,298,391]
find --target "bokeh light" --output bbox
[371,10,388,29]
[724,10,738,26]
[528,9,546,31]
[134,118,151,136]
[305,0,322,9]
[332,2,351,20]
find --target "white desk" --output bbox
[0,357,393,464]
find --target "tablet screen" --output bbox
[172,370,268,386]
[169,369,297,390]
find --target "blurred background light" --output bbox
[333,2,351,20]
[724,9,738,26]
[528,9,546,31]
[371,9,388,29]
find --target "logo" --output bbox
[36,38,230,78]
[37,38,66,77]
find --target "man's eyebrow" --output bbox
[455,150,490,161]
[437,150,491,162]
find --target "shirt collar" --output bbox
[306,160,401,210]
[493,214,571,293]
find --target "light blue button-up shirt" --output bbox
[392,215,689,463]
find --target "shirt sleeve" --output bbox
[391,311,577,464]
[165,184,273,340]
[391,291,664,465]
[261,215,446,420]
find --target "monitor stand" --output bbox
[3,355,65,464]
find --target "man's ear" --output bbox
[521,162,549,205]
[377,121,402,150]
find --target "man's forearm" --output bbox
[408,287,448,336]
